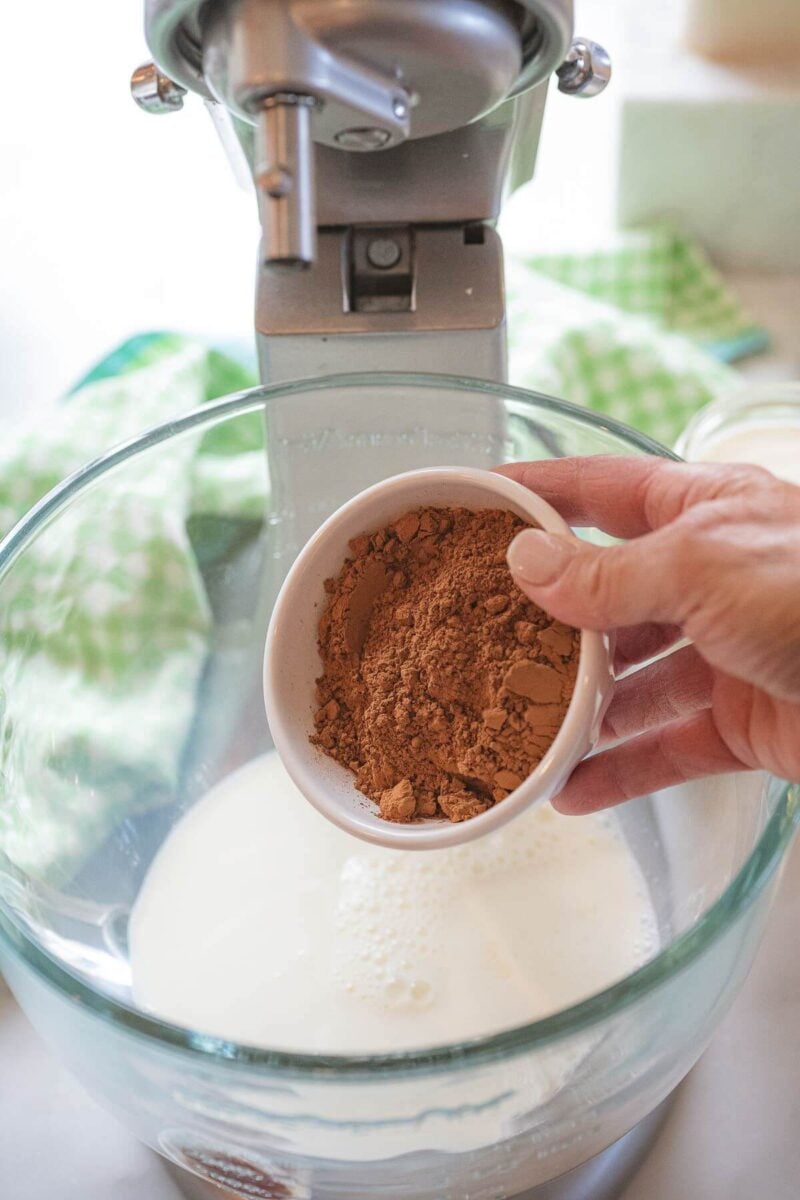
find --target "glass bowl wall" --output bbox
[0,374,796,1200]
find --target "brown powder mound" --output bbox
[312,506,580,823]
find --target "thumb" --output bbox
[507,528,688,630]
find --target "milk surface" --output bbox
[130,752,657,1054]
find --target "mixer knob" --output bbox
[130,62,187,114]
[556,38,612,98]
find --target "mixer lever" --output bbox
[254,94,317,269]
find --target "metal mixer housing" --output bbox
[137,0,609,382]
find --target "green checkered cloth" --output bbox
[0,338,260,882]
[0,229,763,881]
[507,225,766,446]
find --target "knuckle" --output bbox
[694,462,775,501]
[649,461,779,528]
[641,461,683,527]
[718,462,776,493]
[695,464,780,518]
[678,501,723,538]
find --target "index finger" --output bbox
[495,455,749,538]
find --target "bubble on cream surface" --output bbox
[129,752,657,1055]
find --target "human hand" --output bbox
[498,456,800,813]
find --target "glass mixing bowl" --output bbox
[0,374,797,1200]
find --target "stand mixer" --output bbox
[133,0,610,383]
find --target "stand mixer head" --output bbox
[134,0,610,381]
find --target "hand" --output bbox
[498,456,800,814]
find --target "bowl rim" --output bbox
[0,370,797,1080]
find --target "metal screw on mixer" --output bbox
[556,38,612,98]
[130,62,187,114]
[366,238,402,270]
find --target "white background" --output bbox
[0,2,256,417]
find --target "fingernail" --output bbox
[507,530,577,586]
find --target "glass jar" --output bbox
[0,374,796,1200]
[676,382,800,483]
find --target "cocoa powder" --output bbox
[312,506,580,823]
